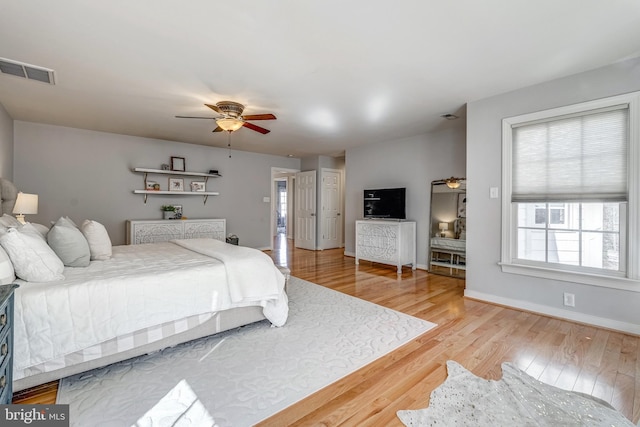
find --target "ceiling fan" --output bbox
[175,101,276,134]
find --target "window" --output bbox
[501,92,640,289]
[517,202,623,271]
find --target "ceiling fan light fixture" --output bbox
[445,177,463,189]
[216,118,244,132]
[216,101,245,118]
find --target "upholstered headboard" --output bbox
[0,178,18,215]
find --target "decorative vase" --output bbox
[163,211,174,220]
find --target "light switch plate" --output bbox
[490,187,499,198]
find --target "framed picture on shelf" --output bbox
[170,156,185,172]
[146,181,160,191]
[169,178,184,191]
[190,181,206,192]
[173,205,183,219]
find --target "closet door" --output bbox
[295,170,317,250]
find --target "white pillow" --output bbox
[0,224,64,282]
[0,214,21,228]
[0,245,15,285]
[30,222,50,239]
[47,217,91,267]
[81,220,112,260]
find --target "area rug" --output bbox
[397,360,634,426]
[56,276,436,427]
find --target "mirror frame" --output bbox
[428,178,466,278]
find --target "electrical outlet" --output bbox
[563,292,575,307]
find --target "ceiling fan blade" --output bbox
[212,127,223,132]
[241,113,277,121]
[205,103,222,114]
[175,115,215,119]
[242,121,271,134]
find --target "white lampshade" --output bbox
[439,222,448,231]
[13,192,38,224]
[216,118,244,132]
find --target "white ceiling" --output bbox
[1,1,640,158]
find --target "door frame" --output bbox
[270,167,299,251]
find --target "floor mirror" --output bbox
[428,178,466,278]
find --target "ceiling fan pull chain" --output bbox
[227,131,232,158]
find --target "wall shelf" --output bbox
[133,168,222,178]
[132,167,221,204]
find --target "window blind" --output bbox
[512,105,629,202]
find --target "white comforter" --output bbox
[13,240,288,373]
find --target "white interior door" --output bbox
[321,169,342,249]
[295,170,316,250]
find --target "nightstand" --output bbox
[0,284,18,405]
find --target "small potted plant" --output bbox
[161,205,176,220]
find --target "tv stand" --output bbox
[355,220,416,274]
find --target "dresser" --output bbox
[126,219,226,244]
[355,220,416,274]
[0,284,18,405]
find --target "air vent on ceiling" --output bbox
[0,57,55,85]
[440,113,459,120]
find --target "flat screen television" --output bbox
[363,188,406,219]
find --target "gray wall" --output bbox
[300,155,345,172]
[13,121,300,248]
[344,127,466,268]
[0,103,13,179]
[466,56,640,333]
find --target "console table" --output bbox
[126,219,226,244]
[355,220,416,274]
[0,284,18,405]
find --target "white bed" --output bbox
[13,239,288,391]
[429,218,466,276]
[0,179,289,392]
[430,237,466,252]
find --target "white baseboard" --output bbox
[464,289,640,336]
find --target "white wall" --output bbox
[345,127,466,268]
[0,103,13,179]
[13,121,300,247]
[466,56,640,333]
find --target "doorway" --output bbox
[271,167,299,251]
[275,179,288,235]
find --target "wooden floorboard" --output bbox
[13,236,640,425]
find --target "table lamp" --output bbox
[439,222,448,237]
[13,192,38,224]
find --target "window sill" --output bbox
[499,262,640,292]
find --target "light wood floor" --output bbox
[14,236,640,426]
